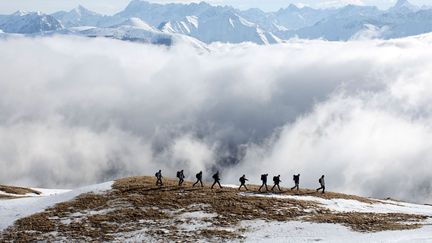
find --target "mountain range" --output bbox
[1,0,432,45]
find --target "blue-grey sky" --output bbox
[0,0,430,14]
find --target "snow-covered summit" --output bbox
[0,11,62,34]
[111,17,155,31]
[52,5,105,27]
[389,0,419,12]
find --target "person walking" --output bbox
[177,170,185,186]
[291,174,300,191]
[238,174,248,191]
[155,170,163,186]
[271,175,282,191]
[258,174,268,192]
[316,175,325,193]
[211,171,223,189]
[193,171,203,187]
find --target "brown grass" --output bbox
[0,195,16,200]
[0,185,41,196]
[1,176,429,242]
[307,212,427,232]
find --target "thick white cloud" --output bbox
[1,35,432,203]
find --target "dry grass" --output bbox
[1,176,429,242]
[307,212,426,232]
[0,195,16,200]
[0,185,41,196]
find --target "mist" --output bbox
[1,35,432,203]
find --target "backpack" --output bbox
[176,171,181,178]
[212,173,218,180]
[261,174,266,180]
[155,172,158,177]
[196,173,200,179]
[239,177,242,182]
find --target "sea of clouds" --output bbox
[1,35,432,203]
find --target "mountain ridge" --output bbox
[1,176,432,241]
[1,0,432,44]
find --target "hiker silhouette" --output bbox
[155,170,163,186]
[316,175,325,193]
[271,175,282,191]
[238,174,248,191]
[176,170,185,186]
[211,171,222,189]
[291,174,300,191]
[193,171,203,187]
[259,174,268,192]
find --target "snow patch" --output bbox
[244,193,432,216]
[0,181,112,231]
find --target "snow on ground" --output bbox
[0,188,71,198]
[242,220,432,243]
[245,193,432,216]
[31,188,71,197]
[0,181,113,231]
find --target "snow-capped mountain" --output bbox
[278,1,432,40]
[390,0,420,13]
[116,0,213,27]
[279,5,383,40]
[52,5,105,28]
[158,11,281,44]
[70,17,208,49]
[1,0,432,44]
[117,0,281,44]
[0,11,62,34]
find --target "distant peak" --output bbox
[77,5,87,11]
[12,10,29,16]
[395,0,409,7]
[394,0,415,8]
[127,0,150,7]
[73,5,90,13]
[287,4,299,10]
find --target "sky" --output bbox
[0,0,431,15]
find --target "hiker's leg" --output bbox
[211,181,216,189]
[259,184,263,191]
[200,180,203,187]
[193,180,197,187]
[277,184,281,191]
[217,181,222,188]
[271,185,275,191]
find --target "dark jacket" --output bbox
[293,174,300,184]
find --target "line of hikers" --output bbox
[155,170,326,193]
